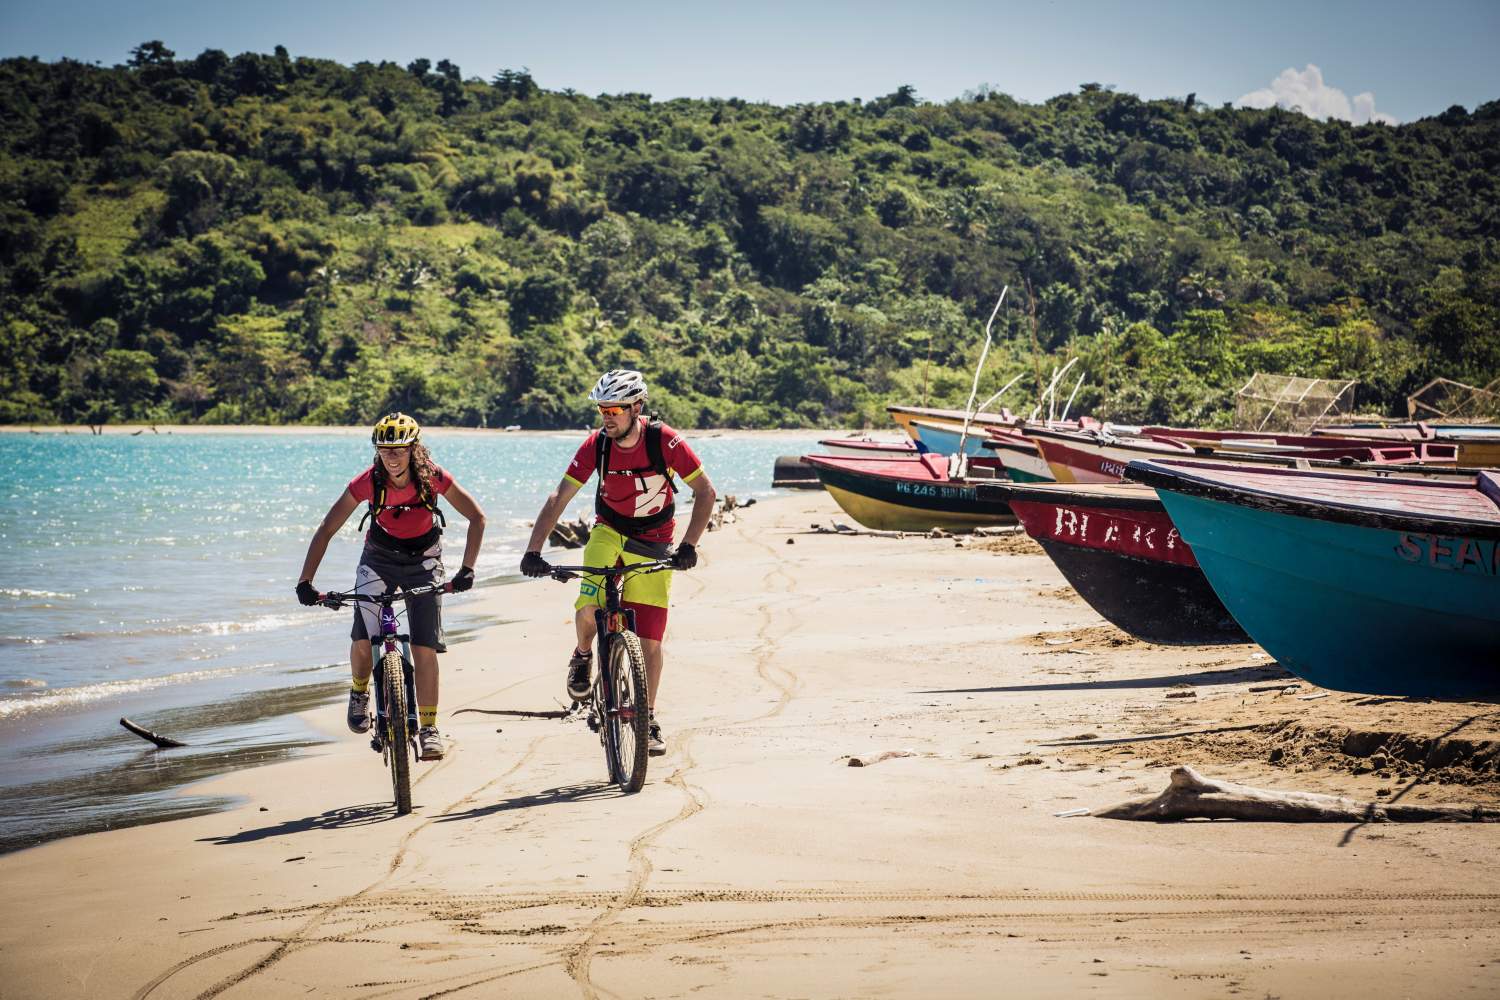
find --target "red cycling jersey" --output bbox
[347,465,453,539]
[563,420,703,544]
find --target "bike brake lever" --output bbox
[551,571,576,582]
[318,597,346,609]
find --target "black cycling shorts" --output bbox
[349,537,445,650]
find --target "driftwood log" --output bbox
[706,495,754,532]
[1098,766,1500,823]
[546,517,592,549]
[120,717,187,748]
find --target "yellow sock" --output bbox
[419,707,437,728]
[351,676,370,694]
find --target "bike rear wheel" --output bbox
[383,650,413,815]
[598,630,651,793]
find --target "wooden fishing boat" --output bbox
[803,453,1017,532]
[979,432,1056,484]
[886,404,1017,440]
[1140,426,1459,464]
[1312,423,1500,468]
[1125,459,1500,697]
[815,436,921,458]
[905,415,1068,483]
[907,418,1006,458]
[1031,427,1435,484]
[976,481,1247,644]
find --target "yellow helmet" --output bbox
[372,412,420,447]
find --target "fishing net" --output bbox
[1405,377,1500,423]
[1233,373,1357,433]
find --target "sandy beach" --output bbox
[2,491,1497,999]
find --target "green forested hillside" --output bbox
[2,43,1497,428]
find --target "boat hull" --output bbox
[1148,487,1500,697]
[905,419,992,458]
[989,483,1247,644]
[1034,539,1249,645]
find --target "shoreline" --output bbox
[0,424,870,438]
[3,492,1497,997]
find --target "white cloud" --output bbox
[1237,64,1399,125]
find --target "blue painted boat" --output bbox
[1125,459,1500,697]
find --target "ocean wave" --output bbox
[3,678,48,689]
[0,588,74,599]
[53,612,314,643]
[0,663,271,719]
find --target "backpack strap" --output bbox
[593,418,676,538]
[644,419,672,481]
[358,464,446,531]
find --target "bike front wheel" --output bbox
[383,650,413,815]
[598,630,650,793]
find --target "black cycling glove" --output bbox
[296,580,319,606]
[451,566,475,592]
[671,543,698,571]
[520,551,551,578]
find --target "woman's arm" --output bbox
[299,489,361,583]
[442,481,487,571]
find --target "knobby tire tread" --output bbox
[384,650,413,815]
[613,629,651,793]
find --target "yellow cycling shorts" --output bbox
[573,523,673,614]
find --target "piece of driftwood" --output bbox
[1098,766,1500,822]
[811,520,910,539]
[846,749,916,767]
[120,717,187,748]
[706,494,755,532]
[547,517,592,549]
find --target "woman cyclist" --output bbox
[295,413,486,761]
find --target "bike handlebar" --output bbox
[317,581,452,609]
[546,559,675,582]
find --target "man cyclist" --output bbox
[520,370,714,756]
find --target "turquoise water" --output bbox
[0,429,819,850]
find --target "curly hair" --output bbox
[370,442,438,506]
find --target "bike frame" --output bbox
[367,603,418,756]
[318,583,447,754]
[549,559,672,786]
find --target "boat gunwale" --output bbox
[977,481,1166,513]
[1125,460,1500,539]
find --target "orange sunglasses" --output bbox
[597,404,631,416]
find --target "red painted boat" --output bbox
[816,437,920,458]
[1030,427,1436,484]
[1139,427,1459,464]
[976,481,1248,644]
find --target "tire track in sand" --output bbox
[562,515,802,999]
[134,678,560,1000]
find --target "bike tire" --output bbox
[603,630,651,793]
[383,650,413,815]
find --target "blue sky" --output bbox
[2,0,1496,123]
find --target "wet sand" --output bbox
[2,492,1497,998]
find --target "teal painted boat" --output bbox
[1125,459,1500,697]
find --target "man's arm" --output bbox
[679,470,716,548]
[525,476,584,553]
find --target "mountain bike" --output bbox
[546,559,672,793]
[316,581,451,815]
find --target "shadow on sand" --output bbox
[435,782,623,824]
[919,664,1288,696]
[198,802,398,845]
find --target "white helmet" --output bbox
[587,369,648,405]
